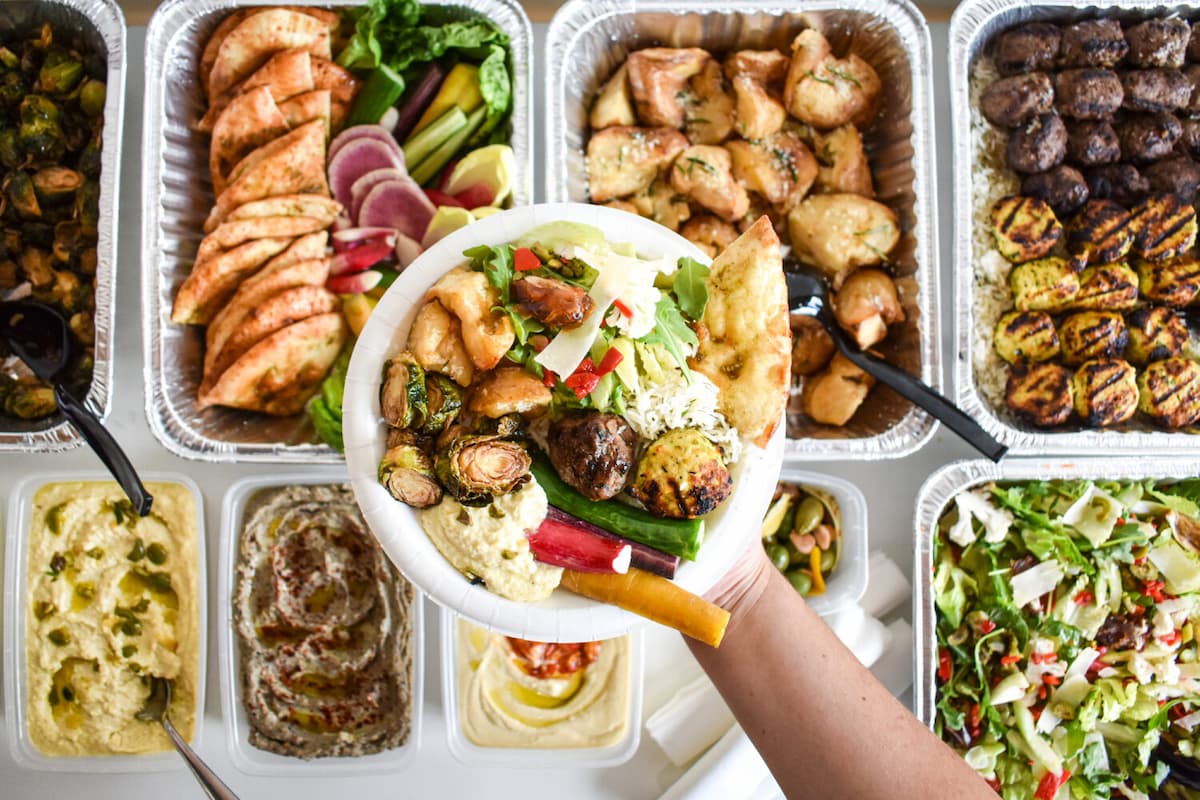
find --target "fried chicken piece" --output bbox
[408,299,474,387]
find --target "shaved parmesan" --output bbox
[1065,648,1100,680]
[1011,559,1063,609]
[1149,535,1200,595]
[1052,674,1092,709]
[1061,485,1123,547]
[948,489,1014,547]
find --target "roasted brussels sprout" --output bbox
[421,372,462,435]
[32,167,81,202]
[6,170,39,218]
[18,94,63,161]
[379,444,442,508]
[0,128,22,169]
[380,352,426,429]
[78,79,105,118]
[629,428,733,519]
[37,48,83,95]
[435,434,532,507]
[1,379,56,419]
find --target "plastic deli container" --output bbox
[3,472,206,772]
[217,471,424,776]
[439,608,643,768]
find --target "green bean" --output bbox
[767,544,790,571]
[787,570,813,595]
[792,496,825,537]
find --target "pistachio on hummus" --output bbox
[457,620,631,749]
[234,484,415,759]
[25,481,200,756]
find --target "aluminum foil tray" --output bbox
[952,0,1200,455]
[142,0,532,463]
[544,0,940,461]
[913,456,1200,729]
[0,0,124,452]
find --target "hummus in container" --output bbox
[456,619,630,749]
[233,484,415,759]
[25,481,200,756]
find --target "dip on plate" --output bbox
[25,481,200,756]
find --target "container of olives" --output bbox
[759,469,868,616]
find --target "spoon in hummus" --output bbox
[137,677,240,799]
[0,300,152,514]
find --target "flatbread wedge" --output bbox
[210,86,289,194]
[311,57,362,132]
[212,119,328,222]
[688,215,789,448]
[207,194,339,234]
[196,216,328,262]
[207,9,332,99]
[278,89,331,133]
[198,48,315,133]
[171,236,292,325]
[198,10,252,97]
[198,311,347,415]
[243,231,329,283]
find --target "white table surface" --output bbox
[0,21,973,800]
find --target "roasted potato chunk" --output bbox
[680,214,738,258]
[1006,362,1074,427]
[801,352,876,426]
[1071,358,1139,427]
[1057,311,1128,365]
[791,314,836,376]
[1074,262,1139,311]
[670,144,749,221]
[784,29,881,129]
[725,50,789,140]
[832,268,905,349]
[788,193,899,287]
[585,126,689,202]
[993,310,1060,364]
[726,131,818,213]
[630,175,691,232]
[626,47,710,128]
[589,62,635,130]
[468,366,552,418]
[1138,357,1200,428]
[814,125,873,197]
[1137,256,1200,306]
[1125,305,1189,365]
[1009,257,1080,312]
[990,195,1062,263]
[1065,199,1135,267]
[1130,193,1198,261]
[685,59,735,145]
[408,300,475,387]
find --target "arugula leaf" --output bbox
[496,305,543,347]
[465,244,514,304]
[640,297,698,382]
[673,257,710,321]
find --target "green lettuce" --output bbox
[308,345,352,452]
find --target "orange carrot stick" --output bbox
[560,568,731,648]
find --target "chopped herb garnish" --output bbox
[826,66,862,87]
[34,600,56,620]
[85,547,104,559]
[804,69,835,87]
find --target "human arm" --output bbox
[685,545,993,800]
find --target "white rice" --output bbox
[622,364,742,464]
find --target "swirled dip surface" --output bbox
[234,484,414,758]
[25,481,200,756]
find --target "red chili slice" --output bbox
[595,347,624,376]
[514,247,541,271]
[564,371,601,398]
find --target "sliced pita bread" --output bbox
[198,48,315,133]
[208,9,332,100]
[278,89,331,134]
[171,236,292,325]
[210,86,289,194]
[243,231,329,282]
[196,216,328,262]
[214,194,340,231]
[203,284,339,389]
[199,10,252,96]
[688,215,789,448]
[214,119,329,221]
[198,311,347,415]
[311,57,361,132]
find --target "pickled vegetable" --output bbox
[761,481,842,596]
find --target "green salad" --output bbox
[934,479,1200,799]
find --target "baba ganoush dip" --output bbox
[25,481,200,756]
[456,620,631,749]
[234,484,414,758]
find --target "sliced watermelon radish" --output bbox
[358,178,435,243]
[328,269,383,295]
[328,124,404,166]
[349,167,408,224]
[330,240,393,276]
[332,227,398,254]
[394,232,422,268]
[328,139,406,210]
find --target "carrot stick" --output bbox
[560,568,731,648]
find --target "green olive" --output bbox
[787,570,813,595]
[33,600,56,620]
[126,538,145,562]
[792,496,825,537]
[146,542,167,565]
[820,548,837,574]
[767,544,790,571]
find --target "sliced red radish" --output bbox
[358,178,435,243]
[328,139,406,210]
[394,232,422,268]
[349,167,409,224]
[327,124,404,166]
[332,227,398,253]
[528,515,632,574]
[330,241,393,276]
[452,183,495,209]
[423,188,465,208]
[327,269,382,294]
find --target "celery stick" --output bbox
[347,64,406,127]
[409,105,486,186]
[402,107,466,167]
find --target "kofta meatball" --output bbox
[1055,68,1124,119]
[1126,18,1190,69]
[628,428,732,519]
[1121,68,1193,112]
[1022,165,1090,216]
[1116,112,1182,162]
[981,72,1055,127]
[1125,305,1189,364]
[1066,119,1121,165]
[1189,23,1200,61]
[1072,357,1139,427]
[1086,163,1150,205]
[995,23,1062,75]
[1143,155,1200,201]
[1006,362,1074,427]
[1180,118,1200,156]
[1180,64,1200,114]
[1007,112,1068,173]
[1059,19,1129,68]
[546,411,637,501]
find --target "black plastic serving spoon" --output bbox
[786,267,1008,463]
[0,301,153,515]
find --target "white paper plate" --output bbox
[344,202,784,642]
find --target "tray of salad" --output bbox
[343,202,790,644]
[916,458,1200,799]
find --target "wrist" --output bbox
[706,544,775,636]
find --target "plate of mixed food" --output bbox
[343,202,788,644]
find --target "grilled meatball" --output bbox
[1010,257,1080,312]
[1180,118,1200,156]
[1055,69,1124,119]
[1137,255,1200,306]
[993,310,1060,364]
[1122,68,1193,112]
[791,314,835,376]
[1072,357,1139,426]
[1190,23,1200,62]
[1067,120,1121,165]
[1130,192,1198,259]
[1117,112,1183,162]
[1085,163,1149,205]
[628,427,732,519]
[1075,262,1140,310]
[981,72,1055,127]
[1057,311,1128,364]
[990,195,1063,263]
[1006,363,1074,427]
[1060,19,1129,68]
[546,411,637,501]
[1143,156,1200,201]
[1139,356,1200,427]
[1126,305,1189,364]
[1007,113,1068,173]
[1021,165,1090,216]
[1065,199,1135,266]
[1181,64,1200,114]
[1126,19,1190,69]
[995,23,1062,75]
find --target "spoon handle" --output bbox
[162,715,241,800]
[53,385,154,515]
[837,345,1008,463]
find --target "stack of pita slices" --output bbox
[171,7,363,417]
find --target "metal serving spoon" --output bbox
[0,301,153,514]
[137,677,240,800]
[786,267,1008,463]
